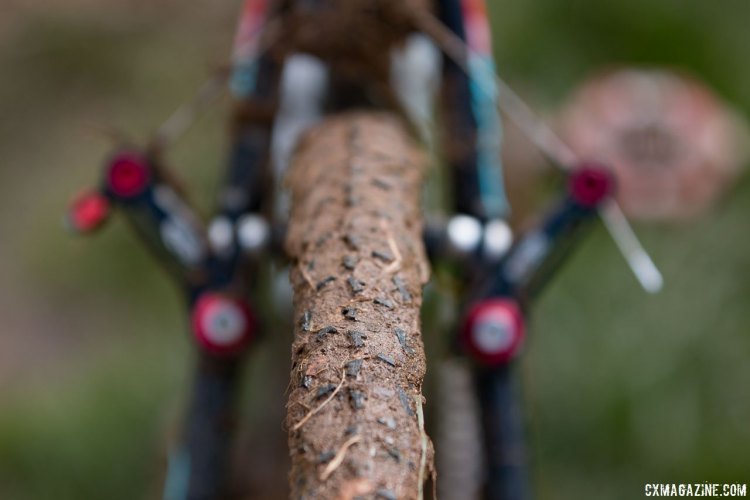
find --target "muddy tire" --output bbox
[285,111,433,499]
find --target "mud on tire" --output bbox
[285,112,433,499]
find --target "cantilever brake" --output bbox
[66,149,211,287]
[412,10,663,294]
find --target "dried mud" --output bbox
[285,112,433,499]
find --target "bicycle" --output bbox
[67,1,662,498]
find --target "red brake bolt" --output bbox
[569,162,615,208]
[462,299,525,366]
[106,152,150,198]
[67,191,111,233]
[191,292,256,356]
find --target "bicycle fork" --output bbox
[67,145,269,500]
[457,165,614,500]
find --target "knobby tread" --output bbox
[285,111,433,499]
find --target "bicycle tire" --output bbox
[284,111,433,499]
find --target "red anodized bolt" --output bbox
[67,191,111,233]
[461,298,525,366]
[569,163,615,208]
[191,292,256,356]
[106,152,151,199]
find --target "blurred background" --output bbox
[1,0,748,499]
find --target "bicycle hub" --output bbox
[461,298,525,366]
[191,292,256,356]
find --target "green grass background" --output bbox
[0,1,748,498]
